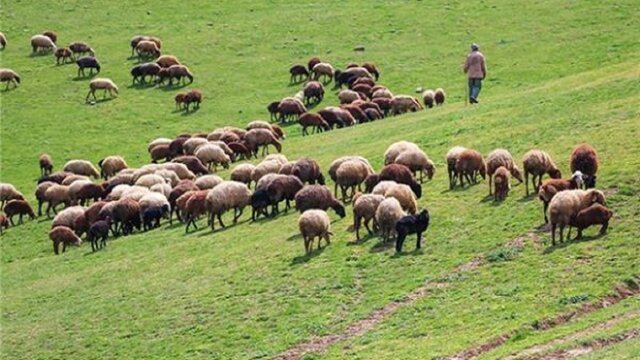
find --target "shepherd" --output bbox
[463,43,487,104]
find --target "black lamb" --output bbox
[395,209,430,253]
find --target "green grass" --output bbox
[1,1,640,359]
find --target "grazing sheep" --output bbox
[265,175,304,215]
[292,158,325,185]
[135,174,167,189]
[0,32,6,50]
[30,35,57,53]
[363,108,383,121]
[0,183,24,210]
[486,149,523,195]
[289,64,309,83]
[352,83,373,99]
[161,162,196,180]
[182,137,209,155]
[538,171,584,223]
[395,149,435,182]
[371,180,398,195]
[73,182,105,206]
[548,189,606,245]
[141,206,166,231]
[446,146,467,189]
[195,144,230,171]
[168,181,198,223]
[299,209,333,254]
[227,142,250,161]
[148,138,173,153]
[375,197,405,243]
[76,56,100,77]
[352,193,385,241]
[311,62,334,82]
[372,88,394,99]
[0,69,21,89]
[97,201,118,222]
[336,160,374,202]
[98,156,128,179]
[86,78,118,102]
[172,156,209,176]
[568,204,612,240]
[384,141,421,165]
[299,112,330,136]
[395,209,430,252]
[267,101,280,121]
[384,183,418,215]
[342,105,368,123]
[279,161,297,176]
[43,184,71,216]
[150,183,172,197]
[434,88,446,106]
[227,164,254,189]
[371,98,391,116]
[156,54,180,68]
[205,181,252,230]
[493,166,510,201]
[255,174,286,193]
[307,57,321,71]
[195,175,224,190]
[136,40,160,59]
[303,81,324,105]
[112,198,141,236]
[294,185,346,218]
[570,144,598,188]
[37,153,53,176]
[84,201,107,225]
[362,62,380,80]
[154,169,179,187]
[422,89,435,108]
[390,95,423,115]
[88,218,110,251]
[35,181,56,216]
[63,160,99,178]
[455,149,486,187]
[277,98,307,123]
[61,174,90,186]
[246,120,284,140]
[55,47,73,64]
[244,129,283,157]
[168,136,189,156]
[138,192,170,215]
[338,89,363,104]
[130,62,161,84]
[69,42,94,57]
[334,67,373,88]
[522,150,562,196]
[352,77,376,87]
[184,89,203,111]
[150,144,172,163]
[4,200,36,225]
[42,31,57,43]
[323,106,356,127]
[379,164,422,198]
[49,226,82,255]
[328,156,373,196]
[52,206,86,229]
[159,64,193,85]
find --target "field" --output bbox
[1,1,640,359]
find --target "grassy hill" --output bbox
[1,1,639,359]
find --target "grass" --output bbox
[1,0,640,359]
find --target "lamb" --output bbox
[0,183,25,209]
[394,149,436,182]
[195,175,224,190]
[88,218,110,251]
[486,149,523,195]
[292,158,325,185]
[112,198,141,236]
[289,64,309,83]
[303,81,324,105]
[195,144,231,171]
[378,164,422,198]
[493,166,510,201]
[136,40,160,59]
[395,209,430,252]
[336,159,374,202]
[0,69,21,89]
[384,141,421,165]
[55,47,73,64]
[294,185,346,218]
[299,210,333,254]
[69,42,94,57]
[390,95,423,115]
[570,144,598,188]
[299,112,330,136]
[156,54,180,68]
[434,88,446,106]
[446,146,467,189]
[76,56,100,77]
[338,89,363,104]
[277,99,307,123]
[522,150,562,196]
[51,206,86,229]
[422,89,435,108]
[311,62,334,82]
[159,64,194,85]
[35,181,56,216]
[49,226,82,255]
[568,204,613,240]
[455,149,486,187]
[375,197,405,243]
[538,171,584,223]
[86,78,118,102]
[384,183,418,215]
[266,175,304,215]
[30,35,57,53]
[62,160,100,178]
[4,200,36,225]
[548,189,606,245]
[205,181,252,230]
[172,156,209,175]
[244,129,283,157]
[352,193,385,241]
[130,62,161,84]
[98,156,128,179]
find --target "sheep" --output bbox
[55,47,73,64]
[35,181,56,216]
[228,141,252,161]
[384,141,421,165]
[225,165,253,189]
[150,183,171,197]
[130,62,161,84]
[267,101,281,121]
[97,201,118,222]
[291,158,325,185]
[73,182,105,206]
[60,160,96,179]
[0,214,8,234]
[184,89,203,111]
[156,54,180,68]
[568,204,613,240]
[455,149,486,187]
[195,175,224,190]
[105,184,131,201]
[299,210,333,254]
[328,156,373,196]
[352,193,385,241]
[372,88,394,99]
[279,161,297,176]
[265,175,304,215]
[98,156,128,179]
[161,163,196,180]
[334,67,373,88]
[136,40,160,59]
[289,64,309,83]
[148,138,173,153]
[446,146,467,189]
[431,88,445,106]
[422,89,435,108]
[168,181,198,223]
[0,69,21,89]
[250,189,273,220]
[30,35,57,53]
[246,120,284,140]
[138,192,170,214]
[493,166,510,201]
[338,89,363,104]
[76,56,100,77]
[221,126,247,138]
[168,136,189,156]
[375,197,405,243]
[112,198,141,236]
[277,98,307,123]
[371,180,398,195]
[303,81,324,105]
[255,174,286,193]
[205,181,252,230]
[352,77,376,87]
[311,62,334,82]
[361,62,380,80]
[4,200,36,225]
[135,174,167,189]
[69,42,94,57]
[179,190,206,230]
[548,189,606,245]
[183,137,209,155]
[390,95,423,115]
[172,156,209,176]
[394,149,435,182]
[88,218,110,251]
[244,129,283,157]
[395,209,430,253]
[141,206,166,231]
[342,105,369,124]
[307,57,321,72]
[336,160,374,202]
[61,174,90,186]
[322,106,356,127]
[522,150,562,196]
[294,185,346,218]
[40,31,57,44]
[50,226,82,255]
[102,174,135,196]
[538,171,584,223]
[384,183,418,215]
[0,183,25,209]
[352,83,373,99]
[362,107,382,122]
[570,144,598,189]
[120,185,151,202]
[299,112,330,136]
[0,32,6,50]
[86,78,118,102]
[130,35,147,55]
[371,98,391,116]
[84,201,107,225]
[159,64,194,85]
[195,144,231,171]
[486,149,523,195]
[52,206,86,229]
[379,164,422,198]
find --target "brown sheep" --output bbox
[446,146,467,189]
[183,190,209,233]
[244,129,282,157]
[486,149,523,195]
[0,69,21,89]
[299,112,330,136]
[136,40,160,59]
[568,204,612,240]
[289,64,309,83]
[39,153,54,176]
[523,150,562,196]
[172,156,209,175]
[55,48,74,64]
[174,93,187,110]
[228,142,251,161]
[4,200,36,225]
[493,166,510,201]
[69,42,94,57]
[378,164,422,198]
[0,32,7,50]
[0,214,8,234]
[570,144,598,189]
[50,226,82,255]
[294,185,346,218]
[352,83,373,99]
[303,81,324,105]
[371,98,391,116]
[391,95,423,115]
[342,105,369,124]
[307,57,321,71]
[184,89,202,111]
[434,88,446,106]
[150,144,172,163]
[362,62,380,81]
[538,172,584,223]
[42,31,58,43]
[267,101,280,121]
[278,99,307,123]
[352,77,376,87]
[292,158,325,185]
[455,149,486,187]
[156,55,181,68]
[159,65,194,85]
[112,198,141,236]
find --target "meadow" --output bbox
[1,1,639,359]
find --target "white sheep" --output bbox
[371,180,398,196]
[384,141,420,165]
[264,154,288,165]
[298,209,333,254]
[0,183,24,209]
[153,169,180,187]
[251,160,282,184]
[205,181,252,230]
[63,160,100,178]
[384,183,417,215]
[394,149,435,182]
[195,144,231,171]
[135,174,167,188]
[195,175,224,190]
[106,184,132,201]
[522,150,562,196]
[230,164,256,187]
[183,137,209,155]
[51,206,86,229]
[148,138,172,153]
[61,174,90,186]
[548,189,606,245]
[161,163,196,180]
[311,62,334,82]
[30,34,56,53]
[150,183,172,197]
[375,197,405,243]
[446,146,467,189]
[121,185,151,202]
[138,192,170,213]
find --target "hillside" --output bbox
[1,1,640,359]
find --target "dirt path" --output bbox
[530,327,640,360]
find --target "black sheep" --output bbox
[142,206,168,231]
[251,189,272,221]
[88,217,110,251]
[395,209,430,253]
[76,56,100,77]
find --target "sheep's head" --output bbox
[364,174,380,193]
[479,164,487,179]
[418,208,430,222]
[273,141,282,153]
[585,175,597,189]
[332,202,346,218]
[317,173,326,186]
[549,168,562,179]
[425,160,436,180]
[588,189,606,206]
[511,166,524,182]
[410,182,422,199]
[571,171,584,188]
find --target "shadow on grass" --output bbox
[86,96,116,104]
[290,246,326,265]
[391,247,425,258]
[0,86,19,92]
[157,82,190,91]
[73,73,99,81]
[518,193,538,202]
[543,233,605,254]
[180,107,200,116]
[128,82,157,90]
[347,231,376,246]
[28,51,54,58]
[369,239,394,253]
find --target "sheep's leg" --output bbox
[8,216,15,226]
[416,232,422,250]
[18,214,24,225]
[559,224,565,243]
[525,172,529,196]
[543,202,549,223]
[396,232,406,253]
[488,175,493,195]
[355,216,361,241]
[217,213,225,228]
[364,218,373,235]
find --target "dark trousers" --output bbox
[468,78,482,100]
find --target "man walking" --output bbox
[463,43,486,104]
